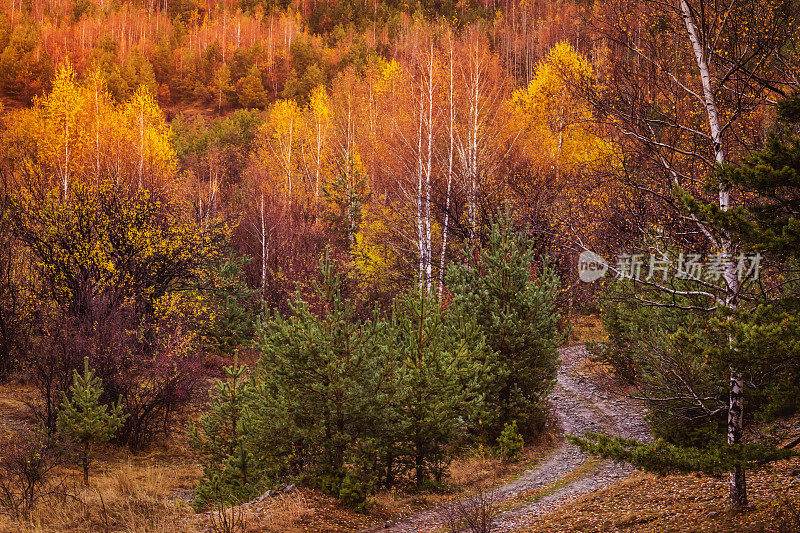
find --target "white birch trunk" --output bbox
[260,192,268,291]
[424,44,434,294]
[468,38,480,239]
[287,118,293,199]
[416,79,425,293]
[95,82,100,181]
[138,105,144,190]
[63,121,69,200]
[681,0,745,507]
[315,120,322,201]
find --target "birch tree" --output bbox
[417,42,436,293]
[451,30,516,243]
[512,41,617,253]
[383,39,439,293]
[42,62,83,200]
[7,65,174,201]
[123,85,174,191]
[438,36,455,301]
[302,85,331,202]
[578,0,799,507]
[257,99,303,201]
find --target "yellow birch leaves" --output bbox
[7,62,175,196]
[513,41,611,176]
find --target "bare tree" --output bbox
[438,487,499,533]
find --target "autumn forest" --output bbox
[0,0,799,530]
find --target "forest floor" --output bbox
[0,316,798,532]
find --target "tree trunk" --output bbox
[138,106,144,190]
[63,122,69,200]
[260,193,268,292]
[728,368,746,506]
[424,44,434,294]
[95,82,100,181]
[416,77,425,292]
[680,0,745,507]
[82,442,89,485]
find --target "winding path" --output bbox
[364,345,650,533]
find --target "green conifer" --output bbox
[237,65,267,109]
[447,217,562,439]
[388,290,486,489]
[190,355,258,509]
[57,357,127,484]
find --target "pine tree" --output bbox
[190,355,258,509]
[700,92,800,428]
[322,155,369,247]
[248,251,488,500]
[212,64,233,113]
[447,217,562,439]
[250,250,389,504]
[576,95,800,501]
[497,421,524,462]
[237,65,267,109]
[387,290,486,490]
[57,357,126,484]
[206,257,261,358]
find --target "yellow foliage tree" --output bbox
[513,41,611,178]
[39,62,88,199]
[351,199,400,293]
[256,99,305,201]
[512,42,619,241]
[4,62,176,199]
[303,85,332,202]
[123,86,176,191]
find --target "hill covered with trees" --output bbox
[0,0,799,529]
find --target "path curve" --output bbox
[364,345,650,533]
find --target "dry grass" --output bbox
[193,490,316,533]
[518,456,800,533]
[0,452,201,533]
[368,433,558,523]
[0,378,384,533]
[0,378,202,533]
[0,380,39,438]
[449,437,558,493]
[569,315,607,345]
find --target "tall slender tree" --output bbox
[581,0,799,506]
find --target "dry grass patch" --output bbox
[194,490,315,533]
[518,456,800,533]
[0,460,200,533]
[194,489,377,533]
[0,380,39,437]
[450,436,558,493]
[569,315,607,345]
[0,417,201,533]
[367,433,558,523]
